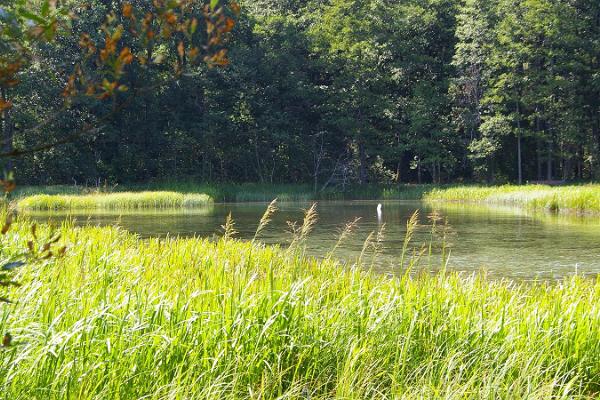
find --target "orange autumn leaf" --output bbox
[122,3,133,18]
[188,47,199,60]
[0,99,12,112]
[0,179,16,194]
[165,12,177,25]
[223,17,235,33]
[204,49,229,67]
[119,47,134,64]
[62,74,77,97]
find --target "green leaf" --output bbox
[40,0,49,17]
[210,0,219,11]
[17,8,45,24]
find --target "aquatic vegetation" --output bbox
[17,191,213,210]
[426,184,600,213]
[14,182,439,203]
[0,212,598,399]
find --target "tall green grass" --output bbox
[17,183,600,214]
[425,184,600,213]
[0,212,598,398]
[17,191,213,210]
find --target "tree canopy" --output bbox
[1,0,599,186]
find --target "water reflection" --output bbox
[25,201,600,280]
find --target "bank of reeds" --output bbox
[15,182,438,203]
[425,184,600,213]
[17,191,213,210]
[0,208,598,399]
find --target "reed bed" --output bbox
[17,191,213,210]
[0,212,598,399]
[15,182,438,203]
[426,184,600,213]
[17,183,600,214]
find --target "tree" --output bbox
[0,0,239,171]
[450,0,497,181]
[310,0,396,185]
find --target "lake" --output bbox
[28,200,600,280]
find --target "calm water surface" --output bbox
[28,201,600,279]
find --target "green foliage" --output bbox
[0,217,598,397]
[17,191,213,210]
[0,210,66,305]
[426,184,600,213]
[2,0,600,185]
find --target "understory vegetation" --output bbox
[0,210,599,399]
[426,185,600,213]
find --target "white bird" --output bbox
[377,203,383,221]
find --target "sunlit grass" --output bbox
[17,191,213,210]
[17,183,600,214]
[0,212,598,399]
[15,182,439,202]
[426,184,600,213]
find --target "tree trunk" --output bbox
[577,145,583,180]
[536,135,542,181]
[517,101,523,185]
[563,154,571,181]
[253,133,265,183]
[358,140,367,185]
[546,140,552,181]
[0,87,13,171]
[516,102,522,184]
[517,131,522,184]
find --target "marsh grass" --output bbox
[221,212,238,240]
[326,217,361,261]
[19,183,600,214]
[15,182,440,203]
[253,199,278,242]
[0,206,599,398]
[425,184,600,213]
[17,191,213,210]
[287,203,319,250]
[0,216,599,399]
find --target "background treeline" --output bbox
[4,0,600,186]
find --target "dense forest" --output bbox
[2,0,599,186]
